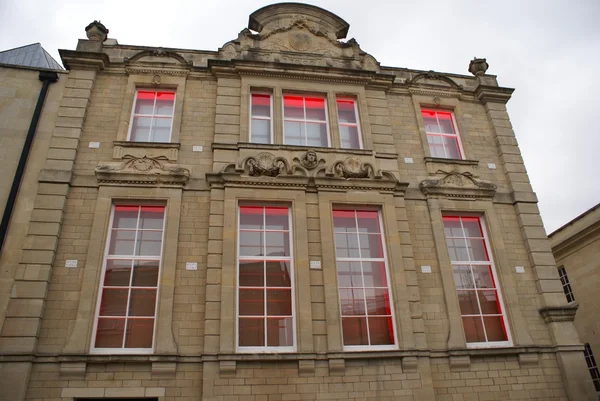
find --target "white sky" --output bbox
[1,0,599,233]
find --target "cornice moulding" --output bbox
[475,85,514,104]
[59,49,109,71]
[539,303,579,323]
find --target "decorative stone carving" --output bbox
[468,57,489,76]
[405,70,462,89]
[295,150,323,170]
[95,155,189,186]
[243,152,291,177]
[330,157,376,179]
[539,303,579,323]
[124,49,191,65]
[419,170,497,198]
[85,21,108,42]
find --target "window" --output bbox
[129,90,175,142]
[422,109,463,159]
[442,215,510,347]
[336,98,362,149]
[237,206,295,351]
[584,343,600,392]
[283,95,329,147]
[250,93,272,144]
[333,209,396,349]
[557,266,575,303]
[92,205,165,352]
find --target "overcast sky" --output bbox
[1,0,598,233]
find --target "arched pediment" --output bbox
[406,70,462,89]
[125,48,191,65]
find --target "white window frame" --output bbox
[332,208,398,351]
[442,215,513,349]
[584,343,600,393]
[282,94,331,147]
[90,204,166,354]
[336,97,363,150]
[422,109,465,159]
[127,89,176,143]
[557,266,575,303]
[249,92,274,144]
[235,205,296,353]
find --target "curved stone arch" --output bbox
[125,48,191,65]
[406,71,462,89]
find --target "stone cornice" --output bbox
[212,142,398,159]
[539,302,579,323]
[59,49,109,71]
[475,84,514,104]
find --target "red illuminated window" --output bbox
[336,98,362,149]
[250,93,272,144]
[93,205,165,352]
[129,90,175,142]
[237,206,295,351]
[333,209,396,349]
[283,95,329,147]
[442,216,511,346]
[422,110,463,159]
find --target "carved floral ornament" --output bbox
[95,155,190,186]
[419,170,497,199]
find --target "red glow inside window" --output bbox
[252,94,271,106]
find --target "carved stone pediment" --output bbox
[95,155,189,187]
[217,4,380,72]
[419,169,496,198]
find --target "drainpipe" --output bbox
[0,70,59,254]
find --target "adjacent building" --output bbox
[0,4,596,401]
[549,203,600,397]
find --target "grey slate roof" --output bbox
[0,43,63,70]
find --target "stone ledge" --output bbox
[539,302,579,323]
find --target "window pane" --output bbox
[462,316,486,343]
[442,135,461,159]
[267,289,292,316]
[340,125,360,149]
[356,211,380,233]
[437,112,454,134]
[251,119,271,143]
[342,317,368,345]
[251,94,271,117]
[472,265,495,289]
[337,261,363,288]
[365,288,391,315]
[462,218,483,237]
[457,290,480,315]
[362,261,387,287]
[109,230,136,255]
[104,260,132,286]
[466,238,488,261]
[265,231,290,257]
[452,265,474,289]
[113,206,139,229]
[139,206,165,229]
[368,317,394,345]
[422,111,439,133]
[155,92,174,115]
[132,261,159,287]
[99,289,128,316]
[305,98,326,121]
[239,206,264,230]
[267,317,293,347]
[239,289,264,316]
[334,233,359,258]
[239,318,264,346]
[337,99,357,123]
[95,318,125,348]
[239,231,263,257]
[266,261,291,287]
[265,207,289,230]
[130,116,151,142]
[283,96,304,119]
[443,217,462,237]
[152,117,171,142]
[428,135,445,158]
[333,210,356,233]
[134,91,155,114]
[135,231,162,256]
[446,237,468,262]
[239,260,264,287]
[339,289,365,316]
[305,122,328,147]
[128,289,156,316]
[284,121,303,145]
[359,234,383,258]
[483,316,508,342]
[478,290,501,315]
[125,318,154,348]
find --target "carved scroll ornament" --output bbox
[95,155,190,186]
[419,170,496,198]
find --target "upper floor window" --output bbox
[557,266,575,303]
[93,205,165,353]
[250,93,272,144]
[333,209,396,349]
[283,95,329,147]
[442,215,511,347]
[422,109,463,159]
[237,205,295,352]
[336,98,362,149]
[129,90,175,142]
[584,343,600,392]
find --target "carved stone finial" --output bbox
[469,57,489,76]
[85,21,109,42]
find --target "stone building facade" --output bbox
[0,3,596,401]
[549,203,600,396]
